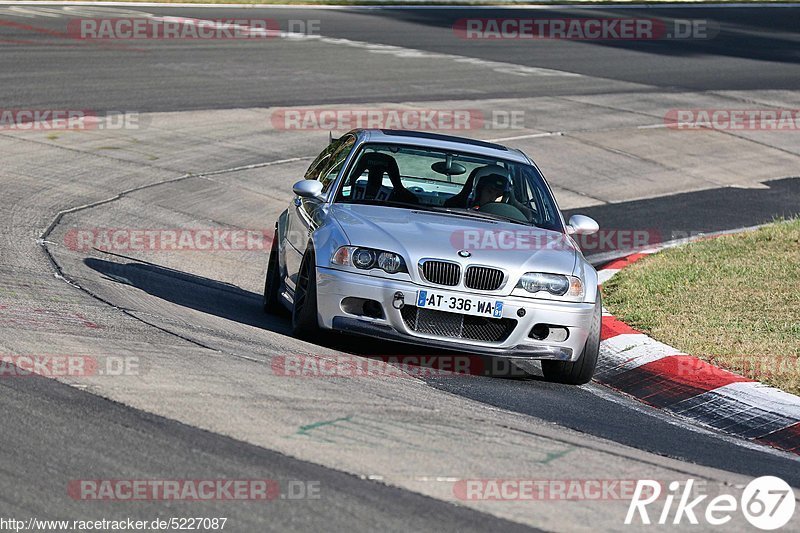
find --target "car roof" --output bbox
[354,129,532,165]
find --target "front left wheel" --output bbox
[291,249,321,338]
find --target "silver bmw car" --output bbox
[264,129,602,384]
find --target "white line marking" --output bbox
[0,4,581,79]
[284,32,581,78]
[134,14,582,78]
[487,131,563,142]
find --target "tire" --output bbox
[291,248,320,338]
[263,229,286,315]
[541,295,602,385]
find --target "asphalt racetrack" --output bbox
[0,3,799,531]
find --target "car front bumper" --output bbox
[316,266,596,361]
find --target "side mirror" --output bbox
[292,179,325,201]
[566,214,599,236]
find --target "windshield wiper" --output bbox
[424,206,532,226]
[347,200,533,227]
[350,199,421,209]
[422,206,498,222]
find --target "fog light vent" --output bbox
[341,297,384,319]
[529,324,569,342]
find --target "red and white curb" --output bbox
[596,251,800,455]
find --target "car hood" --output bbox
[328,204,578,276]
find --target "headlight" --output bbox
[331,246,407,274]
[352,248,376,269]
[517,272,584,297]
[376,251,404,274]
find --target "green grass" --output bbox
[603,219,800,395]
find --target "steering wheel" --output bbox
[478,201,528,223]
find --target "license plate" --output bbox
[416,290,504,319]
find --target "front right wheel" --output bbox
[263,229,286,315]
[541,295,602,385]
[291,249,321,338]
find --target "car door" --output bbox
[284,135,356,294]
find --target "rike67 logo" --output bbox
[626,477,795,530]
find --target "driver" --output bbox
[472,173,509,209]
[470,166,529,216]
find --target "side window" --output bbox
[319,135,356,193]
[520,174,539,216]
[533,182,557,226]
[321,160,346,194]
[303,140,339,181]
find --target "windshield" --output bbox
[334,143,563,232]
